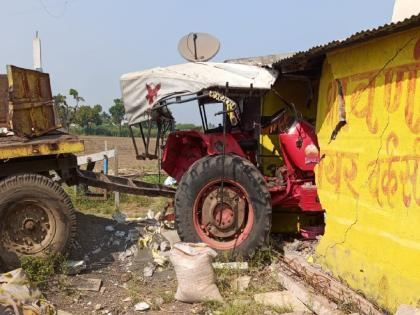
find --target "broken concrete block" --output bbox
[254,291,309,312]
[213,261,248,270]
[143,263,156,278]
[75,278,102,292]
[275,271,344,315]
[134,302,150,311]
[118,245,138,261]
[231,275,251,292]
[66,260,87,275]
[105,225,115,232]
[395,305,420,315]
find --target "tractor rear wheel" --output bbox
[175,154,272,257]
[0,174,76,269]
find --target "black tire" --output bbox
[0,174,76,269]
[175,154,272,257]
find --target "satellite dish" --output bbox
[178,32,220,62]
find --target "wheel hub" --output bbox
[0,202,55,255]
[201,187,246,238]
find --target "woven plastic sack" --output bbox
[169,243,223,303]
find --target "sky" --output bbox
[1,0,395,124]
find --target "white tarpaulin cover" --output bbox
[120,62,278,125]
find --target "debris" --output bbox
[164,176,177,186]
[0,268,56,314]
[94,304,102,311]
[275,270,344,315]
[395,305,420,315]
[118,245,138,261]
[91,247,102,255]
[161,229,181,246]
[143,263,156,278]
[231,275,251,292]
[66,260,87,275]
[160,240,171,251]
[57,311,74,315]
[153,296,164,307]
[254,291,309,312]
[152,249,169,266]
[126,229,140,242]
[212,262,249,270]
[114,231,126,238]
[105,225,115,232]
[170,242,223,303]
[112,211,127,224]
[154,211,162,221]
[280,253,383,315]
[146,209,155,219]
[134,302,150,311]
[75,278,102,292]
[122,297,132,303]
[121,273,133,282]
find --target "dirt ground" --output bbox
[79,136,158,173]
[43,213,200,315]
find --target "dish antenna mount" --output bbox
[178,32,220,62]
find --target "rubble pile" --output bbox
[0,268,56,315]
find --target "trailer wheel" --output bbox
[0,174,76,269]
[175,154,272,257]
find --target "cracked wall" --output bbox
[314,27,420,312]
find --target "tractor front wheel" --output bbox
[175,154,272,257]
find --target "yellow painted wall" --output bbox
[315,27,420,312]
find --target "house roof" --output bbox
[225,53,294,67]
[274,13,420,72]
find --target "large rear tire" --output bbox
[175,154,271,257]
[0,174,76,269]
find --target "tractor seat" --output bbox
[237,138,259,152]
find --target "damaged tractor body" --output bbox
[121,62,324,256]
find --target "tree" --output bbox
[100,111,111,124]
[69,88,85,109]
[73,104,102,130]
[53,93,70,130]
[109,98,125,135]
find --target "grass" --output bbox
[64,176,170,218]
[203,241,291,315]
[20,252,67,284]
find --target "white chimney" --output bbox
[33,31,43,72]
[392,0,420,23]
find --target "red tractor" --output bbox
[121,62,323,256]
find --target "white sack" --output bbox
[169,242,223,303]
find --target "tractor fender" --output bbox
[162,130,245,181]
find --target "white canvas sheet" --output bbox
[120,62,278,125]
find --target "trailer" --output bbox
[0,66,175,268]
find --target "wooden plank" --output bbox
[77,149,116,165]
[7,65,59,137]
[0,75,8,127]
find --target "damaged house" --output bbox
[231,13,420,313]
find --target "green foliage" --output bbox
[20,253,67,284]
[109,98,125,135]
[69,88,85,107]
[73,104,102,129]
[54,90,201,136]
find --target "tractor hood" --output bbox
[120,62,278,125]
